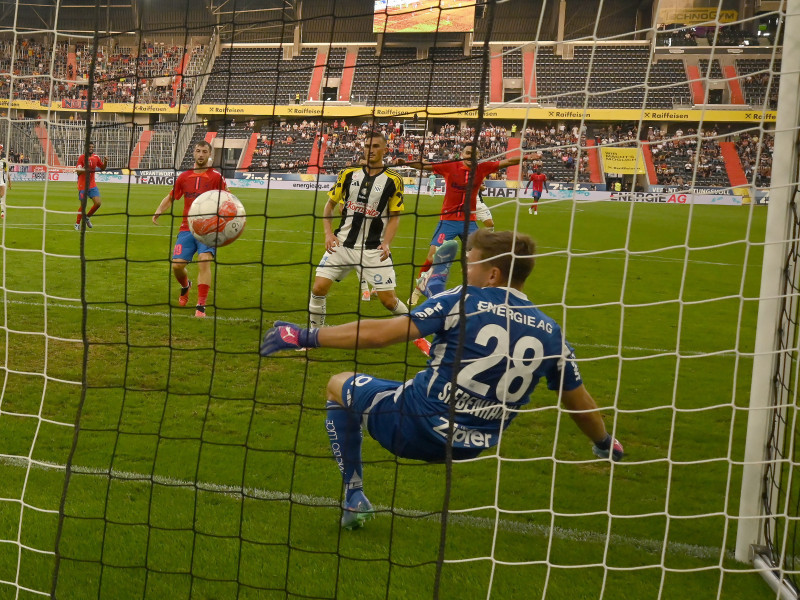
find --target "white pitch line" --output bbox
[0,455,732,561]
[0,223,754,268]
[3,297,722,356]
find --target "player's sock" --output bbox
[425,239,459,298]
[309,294,326,328]
[76,208,83,224]
[360,279,370,302]
[176,274,189,288]
[419,260,432,276]
[390,299,408,315]
[197,283,210,307]
[325,401,363,503]
[87,204,100,217]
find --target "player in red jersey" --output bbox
[397,142,520,303]
[152,140,226,318]
[74,142,107,230]
[524,165,548,215]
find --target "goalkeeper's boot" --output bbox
[424,239,459,298]
[341,490,374,530]
[195,305,206,318]
[74,222,81,231]
[84,216,93,229]
[179,281,192,307]
[409,270,431,306]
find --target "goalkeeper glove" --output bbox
[260,321,320,356]
[592,434,624,462]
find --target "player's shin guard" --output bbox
[391,299,408,315]
[325,401,363,502]
[309,294,326,328]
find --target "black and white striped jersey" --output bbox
[328,166,404,249]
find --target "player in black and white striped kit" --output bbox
[309,129,408,328]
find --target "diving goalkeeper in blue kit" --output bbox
[260,229,624,529]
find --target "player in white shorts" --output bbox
[309,130,409,327]
[0,149,10,219]
[475,185,494,231]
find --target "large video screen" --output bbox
[373,0,476,34]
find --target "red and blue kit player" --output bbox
[74,142,107,230]
[259,229,624,529]
[152,140,226,318]
[525,165,548,215]
[398,142,520,303]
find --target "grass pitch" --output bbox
[0,181,774,599]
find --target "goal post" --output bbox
[736,0,800,592]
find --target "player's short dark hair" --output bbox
[463,142,478,151]
[468,229,535,286]
[194,140,212,150]
[364,129,386,143]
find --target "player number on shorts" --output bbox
[457,324,544,402]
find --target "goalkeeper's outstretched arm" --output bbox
[561,385,624,461]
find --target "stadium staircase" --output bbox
[34,125,61,166]
[505,137,521,180]
[239,133,260,171]
[67,50,77,85]
[724,65,745,104]
[490,46,503,103]
[522,47,536,102]
[640,144,658,186]
[338,49,358,101]
[172,51,191,99]
[685,63,706,104]
[585,139,605,184]
[307,133,326,175]
[128,130,152,169]
[308,49,326,101]
[719,142,749,186]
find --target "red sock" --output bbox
[176,274,189,288]
[419,260,432,276]
[76,207,83,224]
[87,204,100,217]
[197,284,210,306]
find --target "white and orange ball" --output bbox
[188,190,246,247]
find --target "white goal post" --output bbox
[736,2,800,598]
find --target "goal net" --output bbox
[0,1,798,598]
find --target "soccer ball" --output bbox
[187,190,246,247]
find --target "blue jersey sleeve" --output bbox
[408,288,463,338]
[545,340,583,391]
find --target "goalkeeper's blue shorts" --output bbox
[340,374,483,463]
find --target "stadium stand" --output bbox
[649,128,730,187]
[202,47,317,105]
[535,45,692,109]
[737,131,773,187]
[699,58,724,80]
[350,46,486,106]
[737,58,781,109]
[502,46,523,78]
[521,125,591,183]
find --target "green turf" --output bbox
[0,182,774,599]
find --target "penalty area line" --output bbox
[0,455,731,562]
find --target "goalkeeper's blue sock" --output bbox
[325,401,363,503]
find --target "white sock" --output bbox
[360,279,369,292]
[309,294,326,328]
[391,299,409,315]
